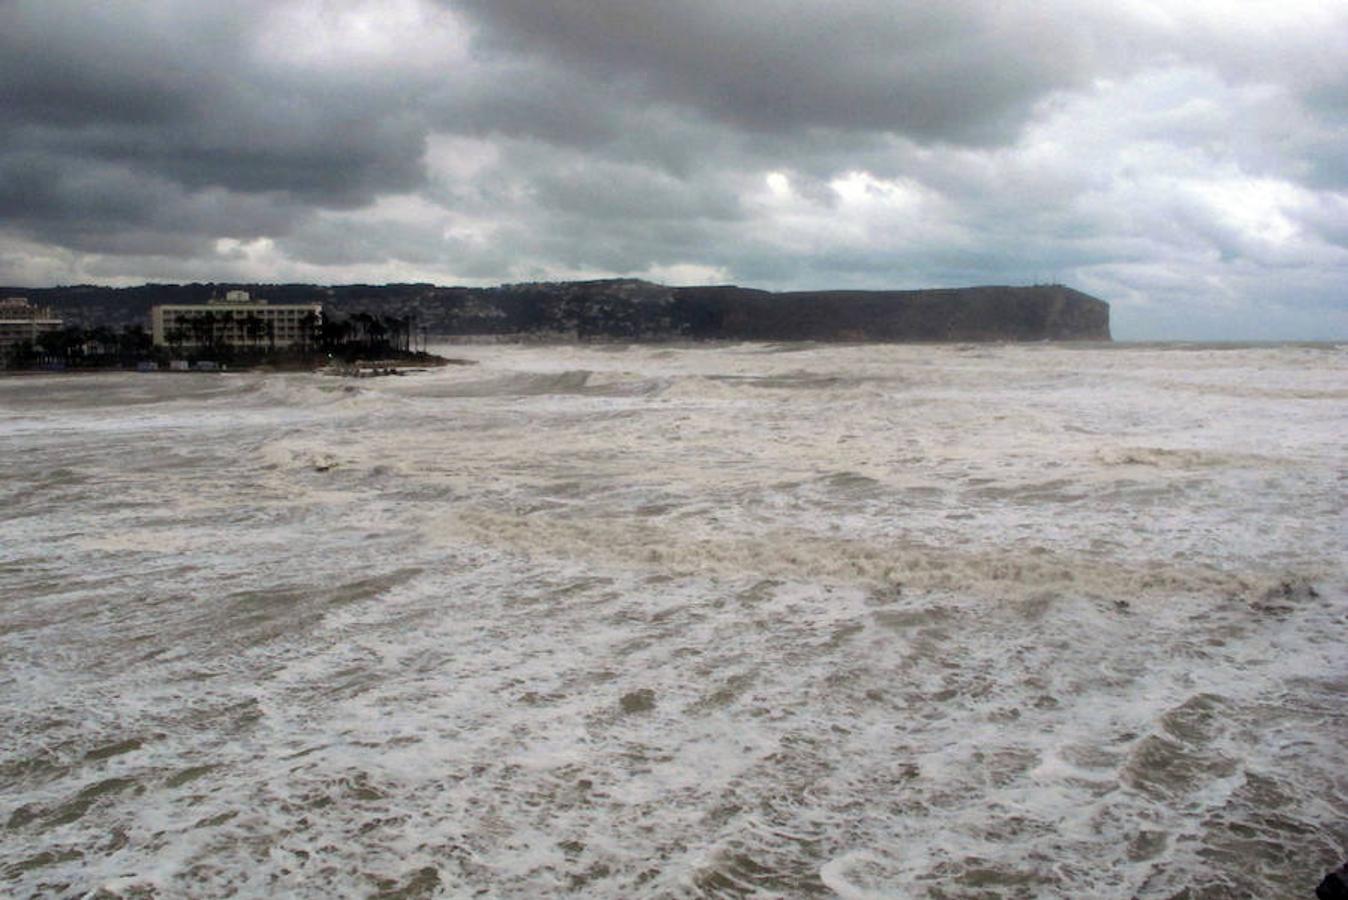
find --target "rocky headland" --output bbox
[7,280,1110,342]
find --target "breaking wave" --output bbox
[2,341,1345,897]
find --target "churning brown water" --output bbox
[2,341,1345,897]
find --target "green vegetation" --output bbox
[2,313,438,371]
[5,324,155,370]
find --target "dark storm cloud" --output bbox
[0,0,433,256]
[0,149,307,256]
[437,61,629,152]
[0,3,243,127]
[444,0,1348,192]
[450,0,1098,145]
[279,216,456,268]
[0,0,1344,338]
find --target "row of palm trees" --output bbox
[333,312,421,354]
[5,310,428,369]
[163,311,423,357]
[4,324,154,368]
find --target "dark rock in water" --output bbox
[1317,862,1348,900]
[376,865,441,899]
[1250,579,1320,615]
[619,689,657,714]
[8,279,1111,342]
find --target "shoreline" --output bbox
[0,351,468,378]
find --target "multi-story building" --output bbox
[0,297,64,360]
[150,291,322,350]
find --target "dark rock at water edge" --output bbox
[6,279,1110,342]
[1318,862,1348,900]
[619,689,657,714]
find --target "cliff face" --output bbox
[671,284,1110,341]
[7,280,1110,342]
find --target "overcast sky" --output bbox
[1,0,1345,338]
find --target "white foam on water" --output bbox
[2,342,1345,897]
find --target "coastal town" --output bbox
[0,290,433,373]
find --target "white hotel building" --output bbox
[0,297,63,359]
[150,291,322,349]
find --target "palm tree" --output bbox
[166,326,187,354]
[299,311,319,355]
[38,327,82,364]
[202,311,220,352]
[381,315,400,354]
[89,325,118,361]
[319,316,351,353]
[118,324,152,364]
[217,310,236,349]
[243,312,264,352]
[188,313,209,350]
[368,316,388,353]
[397,315,413,352]
[350,312,374,350]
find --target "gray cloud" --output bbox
[0,0,434,248]
[0,151,306,255]
[0,0,1344,338]
[450,0,1101,145]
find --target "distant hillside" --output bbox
[3,280,1110,342]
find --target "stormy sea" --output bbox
[2,341,1345,898]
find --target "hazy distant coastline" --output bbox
[6,279,1110,343]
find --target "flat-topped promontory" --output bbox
[5,280,1110,342]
